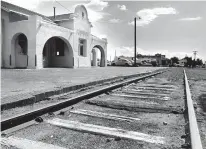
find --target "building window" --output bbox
[55,38,64,56]
[79,39,86,56]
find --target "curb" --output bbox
[1,70,160,111]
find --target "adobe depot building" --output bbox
[1,1,107,69]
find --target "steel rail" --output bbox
[184,69,203,149]
[1,70,165,131]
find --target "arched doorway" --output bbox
[42,37,73,68]
[11,33,28,68]
[91,45,105,67]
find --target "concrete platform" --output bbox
[1,67,162,109]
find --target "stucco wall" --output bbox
[2,13,37,68]
[1,4,107,69]
[90,37,107,67]
[57,19,74,30]
[1,10,9,67]
[1,19,4,67]
[74,19,91,33]
[36,16,75,68]
[74,5,91,33]
[15,54,27,67]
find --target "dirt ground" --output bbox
[1,67,161,99]
[2,68,187,149]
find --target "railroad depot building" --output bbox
[1,1,107,69]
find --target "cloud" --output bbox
[117,4,127,11]
[91,28,107,38]
[85,0,108,12]
[83,0,109,23]
[109,18,121,23]
[179,17,202,21]
[128,7,177,26]
[87,9,105,22]
[98,34,107,39]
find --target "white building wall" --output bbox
[2,13,37,68]
[36,16,75,69]
[1,5,107,69]
[73,30,92,68]
[57,19,74,30]
[1,9,9,67]
[90,37,107,67]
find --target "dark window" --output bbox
[79,39,85,56]
[80,45,83,56]
[55,38,64,56]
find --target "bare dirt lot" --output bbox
[1,67,161,99]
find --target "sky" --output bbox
[4,0,206,61]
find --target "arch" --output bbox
[91,45,105,67]
[11,32,28,68]
[75,5,89,20]
[42,36,73,68]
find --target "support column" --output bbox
[92,49,97,66]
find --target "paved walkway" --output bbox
[1,67,161,102]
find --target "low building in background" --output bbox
[136,54,169,66]
[178,58,187,66]
[118,53,169,66]
[1,1,107,69]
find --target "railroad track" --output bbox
[1,68,203,149]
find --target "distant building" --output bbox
[118,56,142,64]
[136,53,169,66]
[118,54,169,66]
[1,1,107,69]
[178,58,187,66]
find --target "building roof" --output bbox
[1,1,53,22]
[47,12,93,27]
[1,1,94,28]
[179,58,187,61]
[47,13,74,21]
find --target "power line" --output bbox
[93,17,141,25]
[53,1,141,25]
[94,20,123,24]
[53,1,138,25]
[54,0,72,13]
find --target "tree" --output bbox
[184,56,193,67]
[170,57,179,65]
[192,59,196,67]
[196,58,203,66]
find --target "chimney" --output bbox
[53,7,56,20]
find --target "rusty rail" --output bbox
[184,69,203,149]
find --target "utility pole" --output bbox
[134,17,137,66]
[53,7,56,19]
